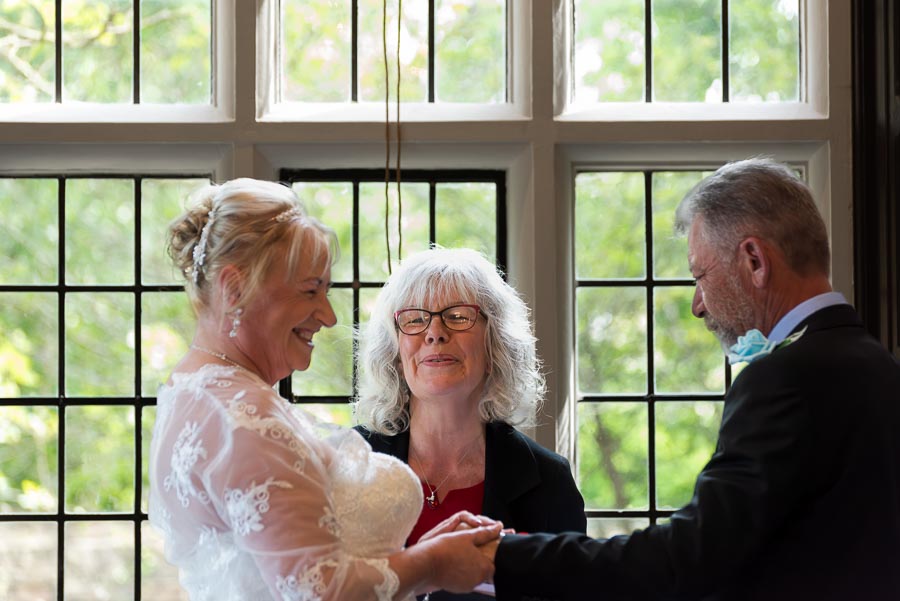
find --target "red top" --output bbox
[406,480,486,545]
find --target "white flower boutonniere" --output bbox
[727,326,808,365]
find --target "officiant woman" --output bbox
[355,247,586,600]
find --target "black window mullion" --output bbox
[645,0,653,102]
[428,0,435,102]
[504,0,510,103]
[55,0,62,103]
[352,0,359,102]
[643,172,659,522]
[495,174,507,276]
[722,0,730,102]
[350,179,361,396]
[133,0,140,104]
[56,178,65,601]
[133,177,143,601]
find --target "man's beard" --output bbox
[703,276,757,351]
[705,315,744,352]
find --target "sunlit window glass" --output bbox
[62,0,134,103]
[1,0,212,104]
[729,0,800,101]
[140,0,212,103]
[281,0,507,103]
[0,0,56,102]
[435,0,505,103]
[573,0,801,104]
[575,169,728,527]
[0,174,214,600]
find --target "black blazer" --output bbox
[356,420,587,601]
[494,304,900,601]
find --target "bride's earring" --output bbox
[229,308,243,338]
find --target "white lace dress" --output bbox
[149,364,423,601]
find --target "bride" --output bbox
[149,178,500,601]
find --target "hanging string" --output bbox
[395,0,403,263]
[382,0,404,275]
[383,0,392,274]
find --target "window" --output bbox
[573,168,733,535]
[0,0,212,104]
[0,1,853,598]
[280,0,507,104]
[572,0,800,104]
[0,175,209,600]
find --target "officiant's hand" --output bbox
[418,511,502,544]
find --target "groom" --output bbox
[486,158,900,600]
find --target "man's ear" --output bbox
[217,264,244,307]
[738,236,771,289]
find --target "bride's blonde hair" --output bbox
[167,178,337,316]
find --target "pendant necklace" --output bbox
[409,437,481,509]
[191,345,254,376]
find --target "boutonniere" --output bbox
[727,326,808,365]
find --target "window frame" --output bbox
[0,0,234,123]
[257,0,530,122]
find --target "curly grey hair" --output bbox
[354,247,545,435]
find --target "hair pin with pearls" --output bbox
[274,206,304,223]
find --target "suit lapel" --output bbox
[482,422,541,524]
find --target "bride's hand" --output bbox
[417,511,503,544]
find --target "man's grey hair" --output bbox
[674,157,830,276]
[353,247,546,435]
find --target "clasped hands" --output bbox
[416,511,508,595]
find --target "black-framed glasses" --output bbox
[394,304,486,335]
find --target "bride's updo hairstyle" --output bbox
[167,178,337,316]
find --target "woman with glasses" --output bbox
[355,247,586,600]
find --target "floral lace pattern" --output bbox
[163,421,210,507]
[275,560,336,601]
[226,391,311,475]
[225,477,293,536]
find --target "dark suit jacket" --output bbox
[356,420,587,601]
[494,304,900,601]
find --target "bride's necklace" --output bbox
[190,345,254,375]
[409,437,481,509]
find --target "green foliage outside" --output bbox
[282,0,505,103]
[574,0,799,102]
[575,171,727,513]
[0,0,210,103]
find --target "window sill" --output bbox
[258,101,529,123]
[557,101,828,122]
[0,103,233,124]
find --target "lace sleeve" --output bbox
[198,383,405,601]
